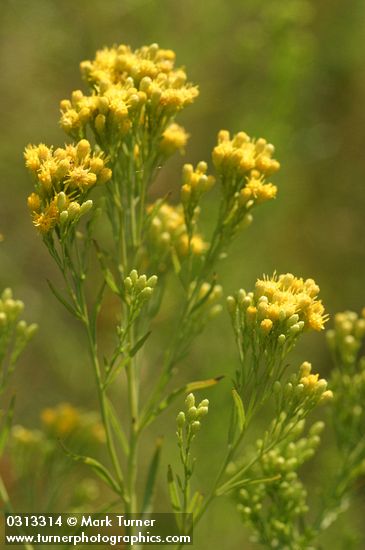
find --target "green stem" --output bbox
[126,358,139,512]
[84,318,126,503]
[0,475,35,550]
[125,325,141,550]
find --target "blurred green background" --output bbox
[1,0,365,548]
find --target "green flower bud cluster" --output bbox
[176,393,209,438]
[326,310,365,459]
[332,364,365,449]
[322,308,365,536]
[0,288,37,388]
[57,192,94,231]
[237,420,324,549]
[326,309,365,367]
[272,361,333,426]
[123,269,158,311]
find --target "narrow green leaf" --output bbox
[129,331,151,357]
[186,375,224,392]
[59,441,121,496]
[188,490,204,519]
[228,389,246,445]
[103,357,130,390]
[167,464,181,512]
[232,389,245,432]
[171,248,182,275]
[47,279,76,317]
[142,376,224,430]
[217,474,281,496]
[104,269,120,295]
[105,397,129,456]
[0,395,15,456]
[176,473,183,492]
[142,437,163,514]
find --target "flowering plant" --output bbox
[10,42,363,549]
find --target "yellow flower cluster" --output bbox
[326,309,365,366]
[41,402,105,443]
[298,361,333,403]
[253,273,327,332]
[228,273,327,350]
[212,130,279,205]
[41,403,80,437]
[11,426,43,446]
[60,43,198,143]
[181,161,215,206]
[24,140,111,235]
[159,123,189,157]
[147,203,207,268]
[60,86,135,138]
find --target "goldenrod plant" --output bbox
[19,42,364,548]
[0,288,37,521]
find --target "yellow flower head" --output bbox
[254,273,328,332]
[213,130,280,179]
[61,43,198,140]
[160,123,189,156]
[146,202,207,271]
[41,403,80,438]
[25,140,111,235]
[181,161,215,204]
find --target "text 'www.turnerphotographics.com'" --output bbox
[4,513,193,546]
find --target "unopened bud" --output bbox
[176,411,185,428]
[191,421,201,434]
[80,200,93,216]
[185,393,195,409]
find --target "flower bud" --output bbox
[191,421,201,434]
[68,202,81,219]
[140,287,153,301]
[176,411,185,428]
[80,200,93,216]
[226,296,236,314]
[185,393,195,409]
[197,406,209,417]
[60,211,69,224]
[146,275,158,288]
[130,270,138,284]
[187,406,197,420]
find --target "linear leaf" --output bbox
[186,375,224,392]
[142,375,224,429]
[0,395,15,456]
[228,389,245,445]
[232,389,245,432]
[129,331,151,357]
[142,437,163,514]
[188,490,204,519]
[59,441,121,496]
[105,397,129,456]
[167,464,181,512]
[47,279,76,317]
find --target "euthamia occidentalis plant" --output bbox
[0,288,37,518]
[23,42,340,549]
